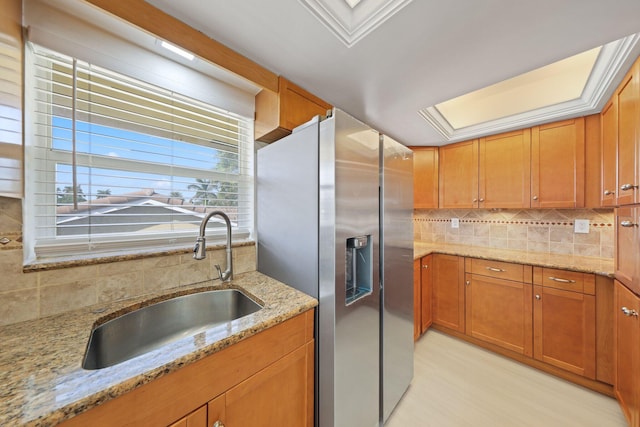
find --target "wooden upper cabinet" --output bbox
[531,117,585,208]
[439,139,479,208]
[616,59,640,206]
[601,100,618,206]
[478,129,531,209]
[254,76,332,143]
[411,147,439,209]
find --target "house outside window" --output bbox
[24,45,254,261]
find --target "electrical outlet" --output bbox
[451,218,459,229]
[574,219,589,234]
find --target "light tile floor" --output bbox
[385,330,627,427]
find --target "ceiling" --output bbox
[141,1,640,146]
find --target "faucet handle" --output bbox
[214,264,222,280]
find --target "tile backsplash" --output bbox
[0,196,256,327]
[414,208,614,259]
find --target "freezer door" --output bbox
[318,109,381,427]
[380,134,414,423]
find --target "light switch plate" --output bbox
[574,219,589,234]
[451,218,459,229]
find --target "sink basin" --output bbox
[82,289,263,370]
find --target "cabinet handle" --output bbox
[604,190,614,196]
[473,198,478,202]
[621,307,639,317]
[485,267,505,273]
[423,265,429,269]
[621,220,638,228]
[535,294,541,300]
[479,198,484,202]
[466,280,470,286]
[548,277,576,284]
[212,421,225,427]
[620,183,638,191]
[532,196,538,201]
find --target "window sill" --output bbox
[23,239,256,273]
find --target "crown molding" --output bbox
[419,33,640,143]
[298,0,413,47]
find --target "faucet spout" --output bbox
[193,210,233,282]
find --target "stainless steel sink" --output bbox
[82,289,263,370]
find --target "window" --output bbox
[25,45,254,261]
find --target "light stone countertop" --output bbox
[415,241,615,277]
[0,271,318,427]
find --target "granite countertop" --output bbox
[414,241,615,277]
[0,271,318,427]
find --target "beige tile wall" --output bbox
[0,197,257,327]
[414,208,614,259]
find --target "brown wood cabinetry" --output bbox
[413,258,421,341]
[531,117,585,208]
[421,255,433,334]
[255,76,332,143]
[615,206,640,294]
[432,254,465,332]
[411,147,439,208]
[532,267,596,379]
[465,259,533,356]
[615,59,640,206]
[413,255,434,340]
[601,100,618,206]
[59,310,315,427]
[478,129,531,209]
[614,280,640,427]
[438,140,478,208]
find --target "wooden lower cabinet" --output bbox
[60,310,315,427]
[421,255,433,334]
[533,285,596,379]
[614,280,640,426]
[465,273,533,356]
[413,258,421,340]
[432,254,465,333]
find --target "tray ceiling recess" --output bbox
[419,33,640,143]
[298,0,414,47]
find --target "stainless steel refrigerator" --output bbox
[257,108,413,427]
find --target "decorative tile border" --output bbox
[413,218,613,227]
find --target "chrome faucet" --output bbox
[193,210,233,282]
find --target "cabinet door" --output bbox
[169,405,207,427]
[432,254,465,332]
[465,274,533,356]
[615,206,639,294]
[438,140,478,208]
[533,285,596,379]
[616,60,640,206]
[614,280,640,427]
[413,258,421,341]
[531,117,585,208]
[478,129,531,208]
[225,345,311,427]
[412,147,439,208]
[601,100,618,206]
[421,255,433,333]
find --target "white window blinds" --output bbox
[26,45,254,260]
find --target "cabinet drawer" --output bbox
[533,267,595,295]
[468,258,526,282]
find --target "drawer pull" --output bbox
[620,183,638,191]
[621,307,639,317]
[486,267,506,273]
[535,294,541,300]
[620,221,637,228]
[548,277,576,284]
[604,189,614,196]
